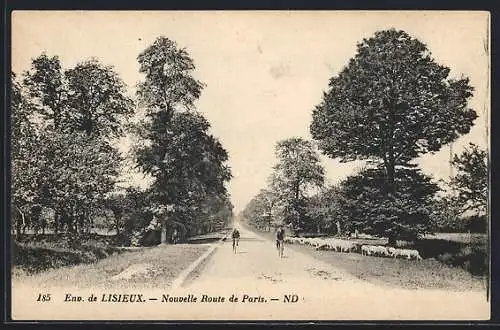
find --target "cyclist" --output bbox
[276,225,285,258]
[231,227,240,253]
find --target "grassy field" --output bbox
[12,243,211,289]
[246,226,487,292]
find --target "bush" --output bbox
[12,236,126,274]
[419,239,488,276]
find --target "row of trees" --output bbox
[242,29,488,244]
[12,37,233,245]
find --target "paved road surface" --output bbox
[181,225,489,320]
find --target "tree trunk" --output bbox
[386,161,395,196]
[16,208,24,237]
[160,218,168,244]
[54,211,59,234]
[388,235,397,247]
[386,107,396,196]
[336,221,342,236]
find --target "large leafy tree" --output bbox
[269,138,324,233]
[450,143,488,216]
[134,36,231,244]
[310,29,477,195]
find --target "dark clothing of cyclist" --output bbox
[232,229,240,239]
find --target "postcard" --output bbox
[10,10,490,321]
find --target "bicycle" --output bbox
[233,238,239,253]
[277,239,284,258]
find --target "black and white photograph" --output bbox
[9,11,490,320]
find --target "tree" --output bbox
[64,58,134,137]
[429,195,463,232]
[11,73,43,236]
[18,54,133,240]
[135,110,232,243]
[306,186,347,235]
[338,167,439,244]
[310,29,477,196]
[242,189,277,231]
[269,138,324,233]
[137,36,204,117]
[450,143,488,216]
[134,36,231,243]
[23,53,67,129]
[37,131,122,234]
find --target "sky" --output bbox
[11,11,490,213]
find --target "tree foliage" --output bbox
[267,138,324,232]
[12,53,133,240]
[338,167,439,244]
[23,53,67,129]
[11,73,44,235]
[450,143,488,216]
[306,186,347,235]
[310,29,477,194]
[137,36,204,115]
[133,36,232,243]
[64,59,134,137]
[241,189,277,231]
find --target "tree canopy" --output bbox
[450,143,488,216]
[310,29,477,194]
[268,138,324,232]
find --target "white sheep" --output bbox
[388,247,422,260]
[361,245,371,256]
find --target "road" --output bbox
[181,225,489,320]
[11,225,489,321]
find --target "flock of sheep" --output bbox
[283,236,423,261]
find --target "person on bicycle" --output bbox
[232,227,240,250]
[276,225,285,256]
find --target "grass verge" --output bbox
[245,226,486,292]
[12,243,211,290]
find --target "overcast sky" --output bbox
[12,11,490,212]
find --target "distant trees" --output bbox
[306,186,346,235]
[242,189,277,231]
[242,138,324,234]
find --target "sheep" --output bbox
[400,248,423,260]
[388,247,423,260]
[374,245,390,257]
[361,245,371,256]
